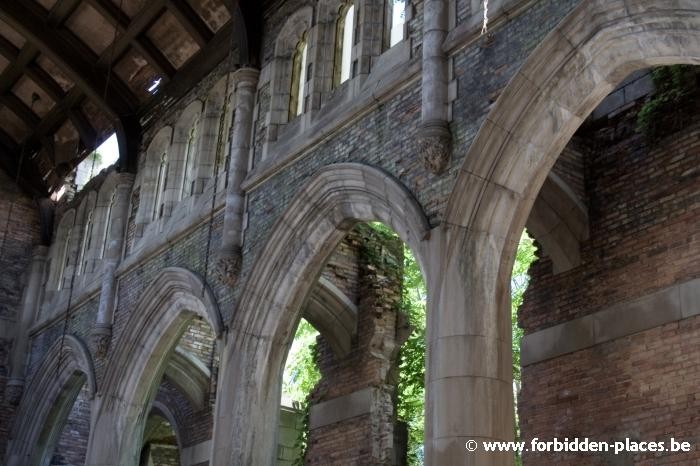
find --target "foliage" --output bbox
[282,225,538,466]
[511,231,537,385]
[282,318,320,465]
[282,319,321,404]
[395,241,427,466]
[510,231,537,466]
[637,65,696,143]
[292,400,312,466]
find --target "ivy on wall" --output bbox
[637,65,698,144]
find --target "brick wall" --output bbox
[0,169,40,322]
[0,169,41,459]
[520,109,700,333]
[50,385,91,466]
[519,103,700,464]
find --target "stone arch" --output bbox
[211,162,430,465]
[5,334,96,466]
[149,401,183,453]
[303,277,358,358]
[445,0,700,275]
[85,266,221,466]
[526,172,589,274]
[429,3,700,461]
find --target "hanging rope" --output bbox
[200,21,238,401]
[57,0,124,374]
[201,20,238,301]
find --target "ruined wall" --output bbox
[519,106,700,464]
[306,225,406,465]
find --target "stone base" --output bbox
[417,121,452,175]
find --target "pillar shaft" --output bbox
[92,173,134,356]
[221,67,260,254]
[422,0,449,125]
[424,226,514,465]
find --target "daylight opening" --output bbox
[74,133,120,191]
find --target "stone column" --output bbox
[423,225,514,465]
[5,245,48,405]
[216,67,260,286]
[90,173,134,359]
[418,0,452,174]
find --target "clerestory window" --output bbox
[153,151,168,220]
[289,33,309,120]
[385,0,406,49]
[334,3,356,87]
[78,210,94,275]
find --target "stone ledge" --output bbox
[521,278,700,365]
[308,386,376,430]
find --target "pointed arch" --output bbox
[211,162,430,465]
[85,266,221,466]
[445,0,700,287]
[5,334,95,466]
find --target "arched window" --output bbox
[181,119,199,199]
[56,228,72,290]
[289,33,309,120]
[385,0,406,49]
[153,151,168,220]
[100,191,116,259]
[334,3,356,86]
[78,210,94,275]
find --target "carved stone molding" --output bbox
[417,121,452,175]
[215,246,243,287]
[90,324,112,360]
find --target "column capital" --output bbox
[233,67,261,88]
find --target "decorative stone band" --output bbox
[309,386,382,430]
[521,278,700,366]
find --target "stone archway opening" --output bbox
[139,411,181,466]
[85,268,222,466]
[278,222,428,466]
[506,65,700,465]
[210,163,432,466]
[436,3,700,463]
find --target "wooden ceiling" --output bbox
[0,0,256,197]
